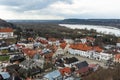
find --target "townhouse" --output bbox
[68,43,113,61]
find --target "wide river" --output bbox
[59,24,120,37]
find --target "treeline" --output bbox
[62,19,120,29]
[14,23,73,39]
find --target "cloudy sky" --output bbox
[0,0,120,20]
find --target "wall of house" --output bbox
[68,48,113,61]
[0,32,13,38]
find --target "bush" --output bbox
[0,56,9,61]
[1,49,8,54]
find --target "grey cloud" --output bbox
[0,0,72,12]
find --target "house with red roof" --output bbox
[68,43,113,61]
[55,47,64,56]
[0,27,13,39]
[68,43,93,58]
[74,61,89,77]
[59,67,71,76]
[22,48,37,58]
[114,53,120,63]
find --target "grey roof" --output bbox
[75,61,88,69]
[0,72,10,79]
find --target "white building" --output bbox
[117,43,120,47]
[68,43,113,61]
[0,27,13,39]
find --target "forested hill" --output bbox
[8,19,120,28]
[62,19,120,28]
[0,19,15,28]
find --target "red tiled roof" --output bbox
[70,43,103,52]
[60,42,67,49]
[44,52,54,59]
[93,46,103,52]
[0,27,13,32]
[38,39,48,44]
[70,43,92,51]
[22,48,37,57]
[53,45,58,52]
[59,67,71,76]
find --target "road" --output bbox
[64,53,107,68]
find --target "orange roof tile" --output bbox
[44,52,54,59]
[93,46,103,52]
[59,67,71,76]
[0,27,13,32]
[115,54,120,59]
[60,42,67,49]
[70,43,92,51]
[22,48,37,58]
[38,39,48,44]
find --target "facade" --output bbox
[0,27,13,39]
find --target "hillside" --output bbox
[8,19,120,29]
[62,19,120,28]
[0,19,15,28]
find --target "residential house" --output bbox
[114,53,120,63]
[99,52,113,61]
[48,38,60,46]
[10,55,25,63]
[17,42,33,49]
[86,37,95,43]
[74,61,89,77]
[59,67,71,77]
[36,37,48,47]
[80,38,87,44]
[0,27,13,39]
[116,43,120,48]
[54,42,67,55]
[55,47,64,56]
[68,43,113,61]
[43,70,62,80]
[88,64,99,72]
[64,57,79,68]
[68,43,92,58]
[0,72,10,80]
[64,39,74,44]
[54,58,65,68]
[19,59,43,78]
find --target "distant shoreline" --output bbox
[59,24,120,37]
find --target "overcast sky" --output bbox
[0,0,120,20]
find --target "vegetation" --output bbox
[1,49,9,54]
[0,55,9,61]
[83,63,120,80]
[62,19,120,29]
